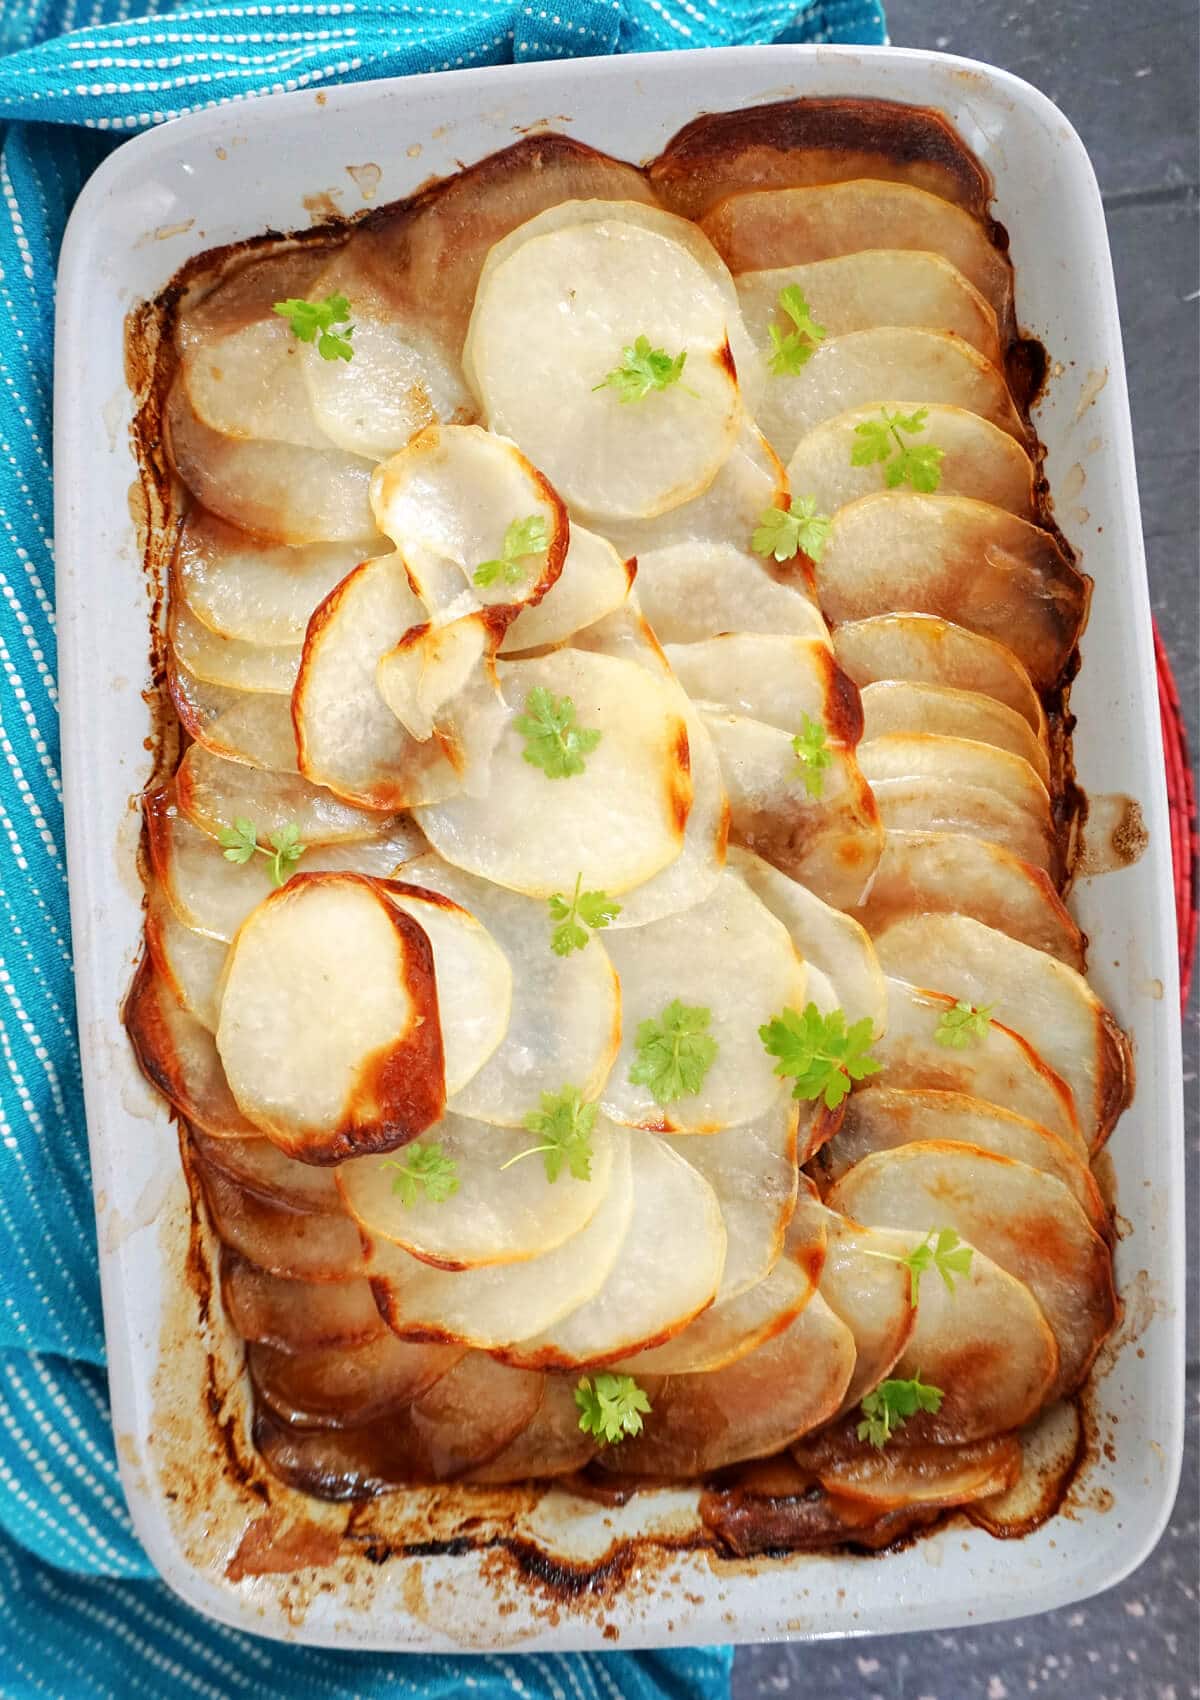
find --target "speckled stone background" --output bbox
[731,3,1200,1695]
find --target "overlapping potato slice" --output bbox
[144,887,226,1032]
[176,244,335,350]
[465,1374,599,1482]
[600,869,804,1133]
[813,1209,914,1412]
[184,317,333,450]
[468,219,742,521]
[415,648,692,898]
[221,1252,385,1350]
[170,599,301,695]
[249,1333,462,1428]
[634,542,829,645]
[499,527,633,655]
[597,1293,854,1476]
[875,979,1084,1154]
[737,253,1001,363]
[856,830,1083,968]
[397,855,618,1123]
[125,957,258,1140]
[873,913,1130,1151]
[860,681,1049,782]
[338,1110,612,1270]
[216,873,446,1162]
[601,425,788,560]
[616,1250,817,1375]
[820,1087,1108,1234]
[292,554,466,810]
[167,664,299,770]
[369,424,566,615]
[870,778,1056,874]
[370,1125,633,1348]
[788,404,1035,518]
[664,634,862,739]
[703,712,883,910]
[178,741,403,845]
[166,377,376,544]
[832,613,1046,735]
[830,1145,1111,1400]
[373,612,511,799]
[699,182,1013,324]
[791,1427,1021,1510]
[858,733,1052,831]
[727,846,886,1034]
[196,1158,368,1281]
[174,511,371,646]
[502,1128,724,1368]
[192,1127,340,1211]
[818,496,1088,691]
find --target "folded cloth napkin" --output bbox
[0,0,884,1692]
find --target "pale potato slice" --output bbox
[370,1126,634,1349]
[249,1334,462,1428]
[818,496,1088,691]
[800,962,840,1021]
[192,1128,340,1212]
[600,869,805,1134]
[699,182,1013,323]
[857,830,1084,970]
[788,403,1035,519]
[813,1210,914,1412]
[857,734,1051,825]
[166,377,376,544]
[833,613,1045,736]
[500,526,633,655]
[664,633,862,739]
[216,873,446,1162]
[184,317,333,450]
[196,1158,367,1282]
[338,1111,613,1271]
[821,1087,1108,1234]
[144,887,226,1032]
[174,510,371,646]
[125,957,258,1141]
[737,253,1000,364]
[634,542,829,645]
[860,681,1049,782]
[415,648,692,898]
[616,1251,817,1375]
[601,424,788,560]
[220,1253,386,1350]
[398,855,621,1126]
[875,979,1084,1154]
[465,1375,599,1482]
[755,328,1023,465]
[170,600,301,696]
[292,554,465,810]
[662,1098,802,1300]
[727,846,886,1035]
[703,712,883,910]
[502,1128,725,1368]
[830,1143,1113,1399]
[872,912,1131,1151]
[177,742,403,846]
[968,1401,1082,1536]
[369,424,566,615]
[870,779,1056,874]
[167,662,299,770]
[469,220,742,521]
[792,1427,1022,1510]
[373,611,510,800]
[597,1293,854,1476]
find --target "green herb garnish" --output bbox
[850,406,945,492]
[380,1143,460,1207]
[593,335,689,403]
[502,1086,597,1183]
[473,514,549,588]
[575,1373,652,1445]
[767,283,826,376]
[751,497,832,564]
[758,1003,881,1110]
[272,292,354,362]
[628,999,718,1106]
[857,1375,944,1449]
[217,818,307,888]
[547,873,621,956]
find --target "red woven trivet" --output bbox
[1155,621,1197,1013]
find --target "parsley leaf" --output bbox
[272,292,355,362]
[218,817,307,888]
[850,406,945,492]
[758,1002,882,1110]
[380,1143,460,1208]
[547,873,621,956]
[857,1375,944,1449]
[791,712,833,799]
[767,283,826,376]
[593,335,690,404]
[516,686,602,779]
[628,999,718,1106]
[575,1373,652,1445]
[473,514,549,589]
[863,1227,975,1309]
[934,1000,996,1049]
[751,497,832,564]
[502,1086,597,1183]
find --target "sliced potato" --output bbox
[338,1111,613,1270]
[870,778,1056,873]
[792,1426,1021,1510]
[664,633,862,740]
[502,1128,725,1368]
[872,912,1130,1150]
[167,663,299,769]
[633,541,829,646]
[177,741,403,846]
[144,887,226,1032]
[860,681,1049,782]
[183,317,332,450]
[600,869,805,1134]
[397,854,621,1126]
[192,1127,340,1212]
[500,526,633,655]
[170,599,301,696]
[125,956,258,1140]
[177,244,334,349]
[370,1125,634,1349]
[216,873,446,1162]
[469,219,742,521]
[601,425,788,560]
[249,1333,461,1428]
[465,1374,599,1482]
[830,1143,1113,1399]
[833,612,1045,736]
[373,610,510,802]
[704,712,883,910]
[220,1252,385,1350]
[415,648,692,898]
[597,1293,854,1476]
[814,1211,914,1412]
[857,830,1084,969]
[196,1157,367,1281]
[728,846,886,1034]
[616,1250,817,1375]
[818,496,1088,691]
[858,732,1050,825]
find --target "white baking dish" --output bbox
[54,44,1185,1650]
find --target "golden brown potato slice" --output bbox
[860,681,1049,782]
[177,741,401,846]
[499,526,633,655]
[125,956,258,1141]
[249,1334,462,1427]
[464,1375,599,1482]
[832,612,1045,736]
[196,1157,368,1282]
[192,1127,340,1212]
[143,886,226,1032]
[792,1426,1022,1511]
[615,1250,818,1376]
[220,1251,385,1351]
